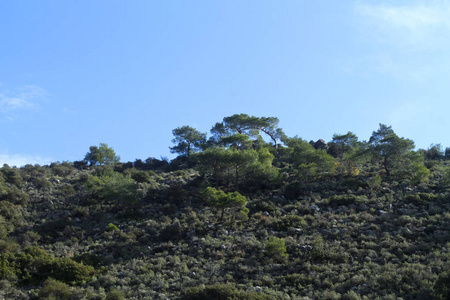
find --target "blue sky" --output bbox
[1,1,450,166]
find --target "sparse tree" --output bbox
[368,124,415,177]
[201,187,247,221]
[211,114,285,147]
[84,143,120,166]
[170,126,207,160]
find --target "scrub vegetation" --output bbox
[0,114,449,299]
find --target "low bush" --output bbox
[183,284,273,300]
[38,278,72,300]
[0,247,95,285]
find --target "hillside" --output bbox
[0,117,449,299]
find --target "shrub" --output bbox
[265,237,288,263]
[38,278,72,300]
[202,187,247,222]
[106,223,119,232]
[183,284,273,300]
[434,271,450,300]
[3,167,23,187]
[329,194,357,206]
[274,215,306,231]
[73,253,103,267]
[36,178,51,190]
[0,247,94,285]
[84,172,143,206]
[58,184,76,198]
[106,289,125,300]
[51,162,75,177]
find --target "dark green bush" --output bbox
[38,277,72,300]
[434,271,450,300]
[274,215,306,231]
[3,167,23,187]
[33,177,51,190]
[51,162,75,177]
[405,193,436,205]
[0,247,94,285]
[130,170,154,183]
[106,289,125,300]
[329,194,357,206]
[284,182,305,199]
[183,284,273,300]
[265,237,288,263]
[37,218,71,239]
[342,178,366,190]
[73,253,103,267]
[0,185,29,205]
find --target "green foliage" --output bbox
[0,247,94,284]
[2,167,23,187]
[106,223,119,232]
[106,289,125,300]
[211,114,285,147]
[312,235,326,261]
[0,201,24,228]
[284,137,334,180]
[201,187,247,221]
[328,131,359,158]
[50,162,75,177]
[73,253,103,267]
[434,271,450,299]
[265,237,288,262]
[124,168,154,183]
[328,132,364,176]
[84,143,120,166]
[0,217,10,240]
[38,277,72,300]
[368,124,416,177]
[183,284,273,300]
[0,114,449,299]
[367,174,382,191]
[329,194,358,206]
[425,143,444,160]
[0,238,20,254]
[275,215,306,231]
[441,166,450,186]
[170,126,207,159]
[239,206,250,221]
[219,133,253,149]
[405,193,436,205]
[198,147,277,191]
[33,176,51,190]
[85,171,142,205]
[0,184,29,205]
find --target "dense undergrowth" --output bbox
[0,117,450,299]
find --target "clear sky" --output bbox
[1,1,450,166]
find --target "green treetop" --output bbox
[170,126,207,160]
[84,143,120,166]
[368,124,415,177]
[201,187,247,221]
[211,114,285,147]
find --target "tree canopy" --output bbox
[368,124,415,177]
[84,143,120,166]
[211,114,285,147]
[201,187,247,221]
[170,126,207,160]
